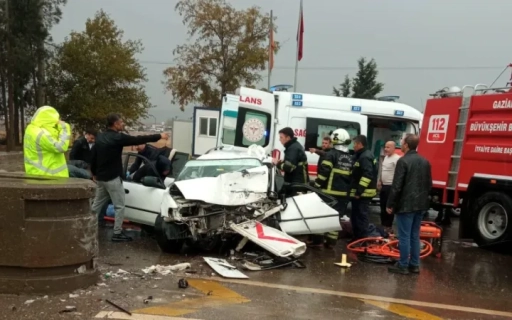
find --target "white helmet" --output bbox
[330,128,351,146]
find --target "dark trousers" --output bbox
[379,185,394,227]
[334,197,349,223]
[350,198,370,240]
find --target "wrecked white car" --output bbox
[120,146,340,264]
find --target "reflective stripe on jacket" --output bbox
[350,148,377,198]
[314,149,353,197]
[24,106,71,177]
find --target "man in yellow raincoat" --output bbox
[24,106,71,177]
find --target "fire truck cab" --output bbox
[419,84,512,246]
[217,87,422,182]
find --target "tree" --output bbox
[164,0,279,110]
[333,75,351,97]
[332,57,384,99]
[0,0,67,150]
[46,10,152,131]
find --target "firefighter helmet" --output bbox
[330,128,351,146]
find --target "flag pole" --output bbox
[267,10,273,91]
[293,0,302,91]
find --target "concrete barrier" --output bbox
[0,172,99,294]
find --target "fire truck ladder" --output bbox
[445,84,488,203]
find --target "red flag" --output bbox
[269,28,275,71]
[296,1,304,61]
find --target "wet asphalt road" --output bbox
[1,210,511,320]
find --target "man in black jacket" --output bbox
[309,136,332,170]
[386,134,432,275]
[90,114,168,242]
[350,135,378,241]
[272,127,309,196]
[69,129,97,165]
[132,155,172,183]
[128,143,172,177]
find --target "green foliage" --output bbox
[0,0,67,147]
[333,57,384,99]
[333,75,351,97]
[164,0,279,110]
[46,10,153,131]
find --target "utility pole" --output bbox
[36,0,46,107]
[5,0,15,151]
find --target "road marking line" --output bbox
[133,279,250,317]
[364,300,443,320]
[94,311,202,320]
[197,276,512,318]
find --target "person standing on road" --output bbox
[24,106,71,177]
[272,127,309,196]
[90,114,168,242]
[377,140,401,232]
[312,129,354,248]
[350,135,378,242]
[307,136,333,247]
[69,129,97,165]
[386,134,432,275]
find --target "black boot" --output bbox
[112,231,133,242]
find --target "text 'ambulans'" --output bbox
[240,96,262,105]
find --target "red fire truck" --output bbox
[418,84,512,247]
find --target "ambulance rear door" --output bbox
[231,87,276,155]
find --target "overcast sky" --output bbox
[51,0,512,123]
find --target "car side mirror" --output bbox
[141,176,165,189]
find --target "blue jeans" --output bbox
[396,211,424,267]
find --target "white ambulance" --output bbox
[217,87,423,178]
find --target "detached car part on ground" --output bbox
[122,146,341,265]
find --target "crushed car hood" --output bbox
[173,166,269,206]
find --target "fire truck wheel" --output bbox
[472,192,511,246]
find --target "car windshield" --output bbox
[175,158,262,181]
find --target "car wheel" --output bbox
[154,214,188,254]
[472,192,512,247]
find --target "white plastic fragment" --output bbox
[141,263,191,276]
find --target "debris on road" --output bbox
[178,278,189,289]
[24,300,35,305]
[106,299,132,316]
[203,257,248,279]
[59,306,77,313]
[75,265,87,274]
[69,293,79,299]
[141,263,191,275]
[241,253,306,271]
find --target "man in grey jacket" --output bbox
[386,134,432,275]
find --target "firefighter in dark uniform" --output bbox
[307,136,333,247]
[350,135,378,241]
[312,129,354,247]
[273,127,309,196]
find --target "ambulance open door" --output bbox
[231,87,276,155]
